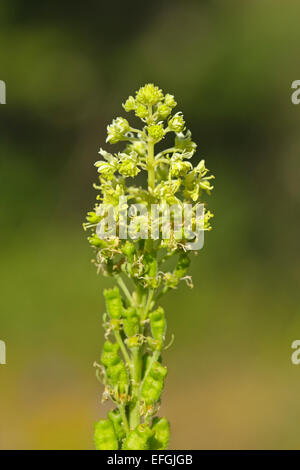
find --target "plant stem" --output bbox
[147,105,155,191]
[115,275,133,305]
[118,403,130,435]
[129,346,142,429]
[114,330,131,368]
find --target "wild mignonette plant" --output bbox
[83,84,214,450]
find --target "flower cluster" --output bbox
[84,84,214,450]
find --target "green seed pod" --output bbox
[122,424,154,450]
[104,287,123,319]
[108,408,126,442]
[101,341,128,391]
[107,361,128,389]
[149,307,166,343]
[101,341,120,368]
[94,419,118,450]
[141,359,167,405]
[123,307,139,337]
[150,417,170,450]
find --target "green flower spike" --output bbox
[84,84,214,449]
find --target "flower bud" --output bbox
[136,84,163,106]
[135,104,148,119]
[88,233,107,248]
[86,211,101,224]
[123,96,136,112]
[147,124,165,142]
[157,103,171,120]
[106,117,130,144]
[164,93,177,108]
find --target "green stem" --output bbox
[143,289,154,321]
[147,139,155,191]
[128,284,147,429]
[139,349,160,396]
[115,275,133,305]
[113,329,131,368]
[129,346,142,429]
[118,403,130,435]
[147,105,155,192]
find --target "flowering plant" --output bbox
[83,84,214,450]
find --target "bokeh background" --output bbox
[1,0,300,449]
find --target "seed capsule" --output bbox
[122,424,154,450]
[149,307,166,343]
[108,408,126,442]
[141,359,167,404]
[94,419,118,450]
[104,287,123,319]
[123,307,139,337]
[150,417,170,450]
[101,341,128,392]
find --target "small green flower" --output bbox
[106,117,130,144]
[175,130,197,152]
[157,103,172,120]
[123,95,136,112]
[170,153,192,177]
[136,83,163,106]
[135,103,148,119]
[147,123,165,142]
[118,152,140,177]
[164,93,177,108]
[168,112,185,133]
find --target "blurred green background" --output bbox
[1,0,300,449]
